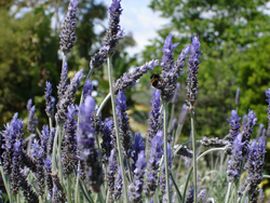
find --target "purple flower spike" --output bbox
[114,167,123,200]
[129,151,147,202]
[59,0,79,54]
[57,62,68,102]
[130,133,145,170]
[11,140,23,194]
[116,90,131,156]
[45,81,55,118]
[62,105,78,176]
[31,139,46,196]
[107,149,117,201]
[227,133,244,182]
[114,60,159,92]
[242,110,257,155]
[90,0,123,69]
[186,186,194,203]
[154,34,190,101]
[228,110,241,144]
[186,36,201,107]
[77,96,103,192]
[147,90,161,146]
[101,118,114,161]
[26,99,38,134]
[83,80,93,99]
[41,125,50,154]
[145,131,163,197]
[244,136,266,202]
[161,34,178,72]
[2,113,23,174]
[56,69,83,123]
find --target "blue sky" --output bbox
[101,0,168,55]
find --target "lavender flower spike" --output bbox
[107,149,117,201]
[114,167,123,200]
[57,61,68,101]
[154,35,189,101]
[101,118,114,161]
[130,133,145,170]
[227,133,244,183]
[11,140,23,194]
[227,110,241,144]
[59,0,79,54]
[147,90,161,146]
[27,99,38,133]
[114,60,159,92]
[77,96,103,192]
[242,110,257,155]
[129,151,147,203]
[161,33,178,72]
[244,136,266,203]
[145,131,163,197]
[186,36,201,107]
[45,81,56,118]
[116,90,131,156]
[90,0,123,69]
[1,113,23,174]
[62,105,78,176]
[56,69,83,123]
[83,79,93,99]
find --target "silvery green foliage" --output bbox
[59,0,78,54]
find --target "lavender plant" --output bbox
[0,0,269,203]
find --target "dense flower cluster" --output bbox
[0,1,269,203]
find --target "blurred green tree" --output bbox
[145,0,270,137]
[0,0,135,126]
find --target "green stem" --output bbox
[190,111,197,203]
[67,176,72,203]
[225,182,232,203]
[75,163,80,203]
[170,172,183,202]
[96,93,111,116]
[182,167,192,203]
[263,174,270,179]
[197,147,227,160]
[0,167,11,201]
[52,124,60,171]
[163,102,171,203]
[107,57,128,203]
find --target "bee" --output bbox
[150,74,161,87]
